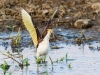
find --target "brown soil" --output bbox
[0,0,100,32]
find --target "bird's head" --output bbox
[47,29,53,34]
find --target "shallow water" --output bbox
[0,29,100,75]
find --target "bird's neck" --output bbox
[43,32,51,41]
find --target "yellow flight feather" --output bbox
[21,9,38,48]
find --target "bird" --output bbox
[21,8,57,58]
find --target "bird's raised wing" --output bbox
[21,9,38,48]
[32,20,43,46]
[42,8,58,38]
[42,19,52,38]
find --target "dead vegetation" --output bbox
[0,0,100,32]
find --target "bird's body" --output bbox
[36,29,52,58]
[21,9,54,59]
[36,38,49,58]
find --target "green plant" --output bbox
[21,58,30,66]
[5,23,16,33]
[68,63,72,69]
[46,70,49,75]
[59,57,64,61]
[36,58,43,64]
[6,51,13,56]
[11,28,22,47]
[66,53,68,62]
[55,57,65,63]
[0,60,10,75]
[43,56,46,62]
[0,51,23,69]
[36,55,47,64]
[9,71,12,75]
[56,59,58,63]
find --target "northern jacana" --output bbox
[21,8,57,58]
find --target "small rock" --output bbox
[74,19,93,29]
[51,46,59,49]
[91,3,100,13]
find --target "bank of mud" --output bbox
[0,0,100,32]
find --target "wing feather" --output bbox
[42,20,52,38]
[21,9,38,48]
[42,8,58,38]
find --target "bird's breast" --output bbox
[37,40,49,53]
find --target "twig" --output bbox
[0,51,22,65]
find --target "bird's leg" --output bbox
[36,63,39,72]
[44,55,46,63]
[49,56,53,70]
[41,55,46,63]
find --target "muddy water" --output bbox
[0,29,100,75]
